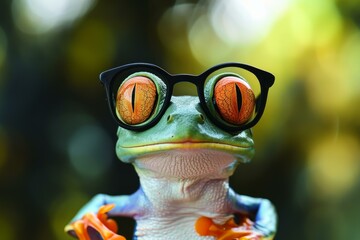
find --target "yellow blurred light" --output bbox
[209,0,291,46]
[186,0,292,67]
[305,29,356,116]
[252,0,346,117]
[0,207,16,240]
[338,29,360,106]
[0,218,15,240]
[49,191,89,240]
[157,3,201,71]
[188,14,233,66]
[66,19,116,92]
[12,0,96,34]
[307,134,360,200]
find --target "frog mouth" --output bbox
[117,140,254,163]
[119,140,252,153]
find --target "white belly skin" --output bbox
[132,189,235,240]
[131,150,239,240]
[135,216,216,240]
[133,185,234,240]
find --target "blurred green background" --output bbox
[1,0,360,239]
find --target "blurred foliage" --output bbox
[0,0,360,239]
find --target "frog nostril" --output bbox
[167,114,174,123]
[197,114,205,124]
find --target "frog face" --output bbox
[99,63,274,173]
[115,95,254,161]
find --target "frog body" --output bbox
[66,63,277,240]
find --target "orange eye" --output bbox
[116,76,157,125]
[214,76,255,125]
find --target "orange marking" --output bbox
[65,204,126,240]
[195,215,265,240]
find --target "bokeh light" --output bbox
[65,19,117,94]
[0,206,16,240]
[68,124,113,179]
[209,0,291,46]
[307,133,360,200]
[12,0,96,34]
[50,191,89,240]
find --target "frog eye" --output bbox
[213,76,255,125]
[116,76,157,125]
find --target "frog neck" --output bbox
[133,149,238,213]
[138,174,231,208]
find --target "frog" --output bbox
[65,62,277,240]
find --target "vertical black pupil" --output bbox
[235,84,242,112]
[131,83,136,112]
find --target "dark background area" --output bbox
[0,0,360,239]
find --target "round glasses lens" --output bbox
[111,69,167,127]
[203,66,261,127]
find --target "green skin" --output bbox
[68,96,277,240]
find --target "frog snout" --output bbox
[166,113,205,124]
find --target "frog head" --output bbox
[100,63,274,179]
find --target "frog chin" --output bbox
[133,149,239,179]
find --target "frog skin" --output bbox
[65,63,277,240]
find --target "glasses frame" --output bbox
[99,62,275,133]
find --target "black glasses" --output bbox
[99,62,275,132]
